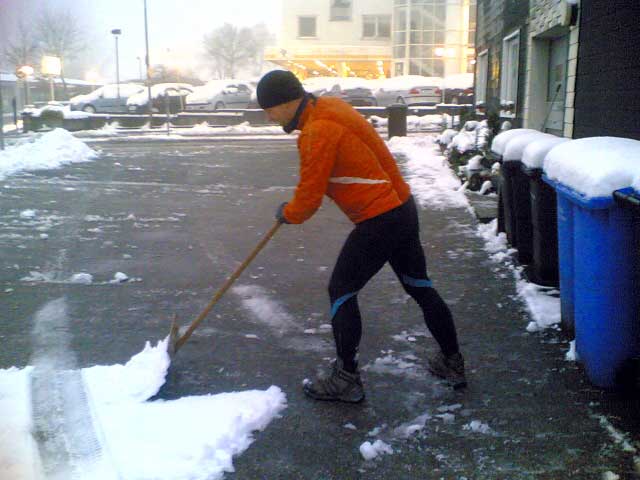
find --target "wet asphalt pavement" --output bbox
[1,135,639,479]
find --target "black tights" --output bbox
[328,196,459,372]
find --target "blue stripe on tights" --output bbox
[401,274,433,288]
[331,292,358,318]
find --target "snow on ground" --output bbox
[0,128,97,180]
[232,284,298,336]
[0,340,286,480]
[476,220,561,332]
[387,135,469,211]
[0,125,617,474]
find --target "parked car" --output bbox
[70,83,145,113]
[185,80,252,111]
[126,83,194,114]
[374,75,442,107]
[443,73,474,104]
[303,76,377,106]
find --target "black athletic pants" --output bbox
[328,196,459,373]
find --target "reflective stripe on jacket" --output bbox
[283,97,411,224]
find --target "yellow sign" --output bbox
[41,56,62,76]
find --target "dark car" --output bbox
[443,73,474,104]
[126,83,194,114]
[303,77,377,107]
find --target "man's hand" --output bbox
[275,202,291,224]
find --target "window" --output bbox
[330,0,352,21]
[475,49,488,104]
[298,16,317,37]
[500,30,520,108]
[363,15,391,39]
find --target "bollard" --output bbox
[387,103,407,140]
[165,93,171,135]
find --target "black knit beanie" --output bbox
[257,70,305,109]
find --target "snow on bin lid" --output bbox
[522,136,570,169]
[490,128,538,155]
[503,131,553,162]
[544,137,640,198]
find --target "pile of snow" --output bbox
[359,439,393,460]
[543,137,640,198]
[0,339,287,479]
[0,129,97,180]
[490,128,538,156]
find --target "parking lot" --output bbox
[1,136,638,479]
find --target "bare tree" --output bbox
[35,7,86,97]
[203,23,258,79]
[2,22,39,70]
[250,23,275,76]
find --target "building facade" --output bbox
[265,0,477,79]
[265,0,393,78]
[474,0,580,136]
[392,0,476,78]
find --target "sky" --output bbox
[0,122,616,479]
[0,0,283,82]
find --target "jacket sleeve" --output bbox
[283,120,343,224]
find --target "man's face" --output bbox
[264,99,299,127]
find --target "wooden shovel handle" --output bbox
[174,220,282,352]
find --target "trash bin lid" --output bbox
[544,137,640,199]
[522,136,570,170]
[490,128,538,156]
[503,131,553,162]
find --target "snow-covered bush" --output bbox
[439,118,499,193]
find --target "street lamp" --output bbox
[41,55,61,101]
[143,0,153,125]
[111,29,122,104]
[16,65,34,105]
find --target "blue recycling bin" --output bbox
[554,186,575,336]
[547,180,640,388]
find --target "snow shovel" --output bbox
[167,220,282,357]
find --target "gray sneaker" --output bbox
[428,351,467,389]
[303,359,365,403]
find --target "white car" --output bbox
[70,83,145,113]
[185,80,252,111]
[374,75,443,107]
[126,83,194,114]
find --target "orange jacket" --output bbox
[283,97,411,224]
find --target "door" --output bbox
[544,35,569,135]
